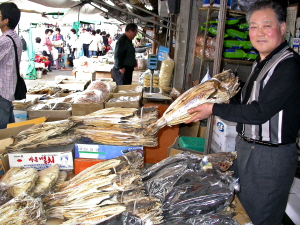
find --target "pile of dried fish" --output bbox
[6,120,79,151]
[0,194,47,224]
[0,167,38,198]
[142,152,239,224]
[27,83,62,95]
[71,107,159,147]
[144,70,240,135]
[44,151,164,224]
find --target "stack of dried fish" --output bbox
[142,152,239,224]
[44,151,164,224]
[0,194,47,224]
[6,120,80,151]
[0,165,61,202]
[71,107,159,147]
[0,167,38,198]
[27,83,62,95]
[143,70,240,135]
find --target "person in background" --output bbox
[88,30,99,57]
[112,23,138,85]
[66,28,78,67]
[105,33,112,53]
[35,37,49,56]
[96,29,103,56]
[52,27,64,53]
[101,31,108,55]
[185,1,300,224]
[0,2,22,129]
[42,28,54,72]
[134,38,141,48]
[79,27,92,57]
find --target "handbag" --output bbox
[6,35,27,100]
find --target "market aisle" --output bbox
[24,69,73,90]
[24,69,141,90]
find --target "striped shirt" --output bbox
[0,30,22,101]
[213,41,300,144]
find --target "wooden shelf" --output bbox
[195,56,254,66]
[199,6,247,16]
[222,58,254,65]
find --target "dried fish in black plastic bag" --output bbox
[142,152,202,200]
[162,170,237,222]
[162,212,240,225]
[99,211,144,225]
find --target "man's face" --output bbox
[127,29,138,40]
[0,12,8,30]
[249,8,286,61]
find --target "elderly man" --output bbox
[186,1,300,224]
[112,23,138,85]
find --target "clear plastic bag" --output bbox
[195,45,216,59]
[158,53,174,88]
[87,80,112,94]
[73,90,106,103]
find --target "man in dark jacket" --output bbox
[112,23,138,85]
[185,1,300,224]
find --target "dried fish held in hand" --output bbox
[144,70,239,135]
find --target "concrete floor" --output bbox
[24,68,142,90]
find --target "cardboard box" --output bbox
[57,80,91,91]
[105,93,142,108]
[8,144,74,170]
[74,158,105,174]
[113,84,143,93]
[13,109,28,123]
[179,122,200,137]
[96,71,112,79]
[75,141,143,160]
[168,136,203,157]
[72,103,105,116]
[211,129,236,152]
[0,123,37,175]
[214,116,237,137]
[198,125,207,139]
[28,109,72,122]
[7,117,47,128]
[76,71,96,81]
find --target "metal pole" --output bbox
[204,0,228,155]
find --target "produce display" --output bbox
[144,70,240,135]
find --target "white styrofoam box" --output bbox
[212,129,236,152]
[286,177,300,225]
[213,116,237,137]
[13,109,28,122]
[8,144,74,170]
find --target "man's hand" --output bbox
[185,103,214,124]
[119,68,125,74]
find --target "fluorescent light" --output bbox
[145,3,153,11]
[105,0,115,6]
[91,2,109,12]
[125,3,133,9]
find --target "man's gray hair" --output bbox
[246,0,286,25]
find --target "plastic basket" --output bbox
[178,136,205,152]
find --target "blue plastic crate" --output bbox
[178,136,205,152]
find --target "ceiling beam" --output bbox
[119,0,176,26]
[93,0,176,31]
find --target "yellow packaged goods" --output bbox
[158,54,174,88]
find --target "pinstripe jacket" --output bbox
[213,41,300,144]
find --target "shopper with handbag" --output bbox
[0,2,23,129]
